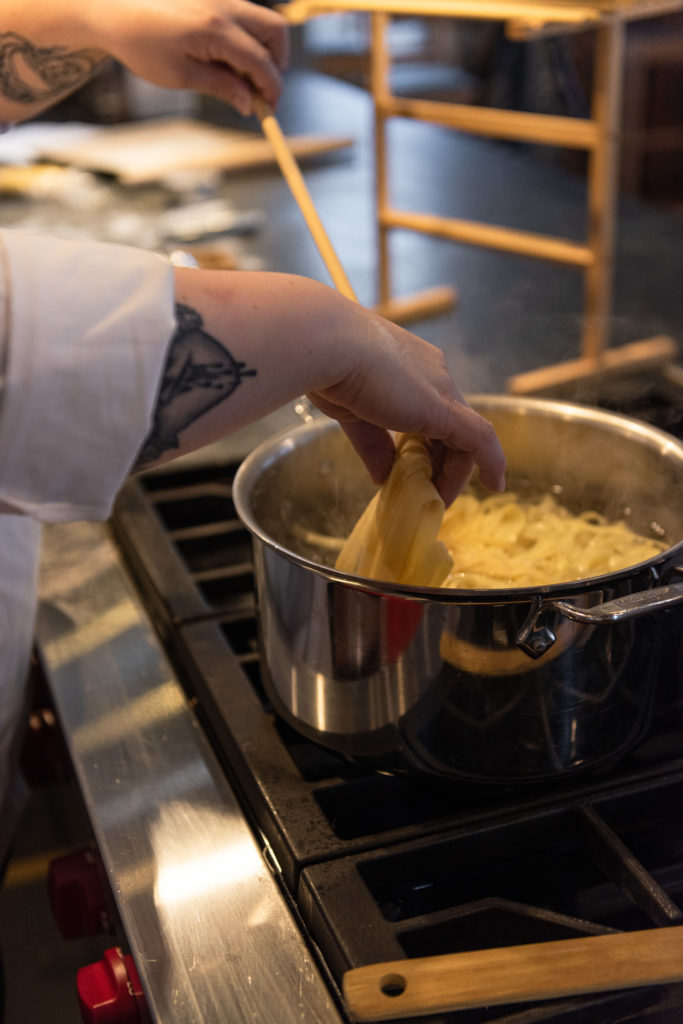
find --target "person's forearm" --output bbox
[0,2,107,122]
[135,269,351,469]
[135,268,507,504]
[0,230,503,518]
[0,0,289,124]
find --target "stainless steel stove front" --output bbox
[36,519,343,1024]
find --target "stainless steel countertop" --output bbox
[36,519,343,1024]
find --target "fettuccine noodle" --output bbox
[439,491,667,589]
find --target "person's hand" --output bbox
[158,268,504,503]
[93,0,289,113]
[308,307,507,506]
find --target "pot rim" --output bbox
[233,394,683,604]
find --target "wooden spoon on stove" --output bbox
[342,926,683,1021]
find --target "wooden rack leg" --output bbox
[506,334,679,396]
[508,15,677,395]
[371,11,392,306]
[369,10,457,325]
[582,17,625,362]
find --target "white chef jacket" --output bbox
[0,229,175,863]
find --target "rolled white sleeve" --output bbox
[0,229,175,521]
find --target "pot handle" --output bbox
[342,926,683,1021]
[551,577,683,624]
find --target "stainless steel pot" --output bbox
[233,395,683,782]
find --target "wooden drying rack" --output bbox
[283,0,682,394]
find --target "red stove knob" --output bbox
[77,947,150,1024]
[48,847,112,940]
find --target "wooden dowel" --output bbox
[377,95,599,150]
[506,18,593,40]
[282,0,601,27]
[373,284,457,324]
[506,335,679,394]
[381,208,593,266]
[253,97,358,302]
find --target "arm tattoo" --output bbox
[0,32,101,104]
[134,303,257,469]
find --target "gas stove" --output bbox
[37,378,683,1024]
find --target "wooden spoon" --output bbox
[343,926,683,1021]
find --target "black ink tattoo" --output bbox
[134,303,257,469]
[0,32,101,104]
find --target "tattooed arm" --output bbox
[0,231,502,514]
[136,269,506,505]
[0,26,103,120]
[0,0,288,122]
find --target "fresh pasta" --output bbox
[334,435,668,589]
[439,490,667,588]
